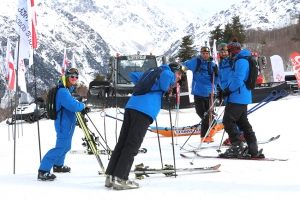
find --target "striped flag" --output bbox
[6,39,16,91]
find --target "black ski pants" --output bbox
[194,95,210,137]
[106,108,151,180]
[223,102,257,146]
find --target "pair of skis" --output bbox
[69,148,147,155]
[132,163,221,179]
[184,135,280,152]
[180,135,288,161]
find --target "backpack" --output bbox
[235,56,259,90]
[46,86,64,120]
[132,67,163,96]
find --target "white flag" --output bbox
[72,53,76,68]
[15,0,37,66]
[270,55,285,82]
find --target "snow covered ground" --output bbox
[0,94,300,199]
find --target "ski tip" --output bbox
[274,135,280,139]
[213,164,222,169]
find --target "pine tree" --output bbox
[223,23,234,43]
[176,35,197,62]
[231,15,246,43]
[94,73,106,81]
[209,24,223,45]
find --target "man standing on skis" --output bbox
[217,42,246,146]
[218,38,264,158]
[105,63,184,190]
[181,46,219,143]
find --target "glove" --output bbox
[81,107,90,115]
[217,88,230,102]
[213,66,218,77]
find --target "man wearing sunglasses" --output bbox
[105,63,184,190]
[181,46,219,143]
[38,67,85,181]
[218,38,264,159]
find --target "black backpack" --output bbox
[132,67,163,96]
[235,56,259,90]
[46,86,64,120]
[195,57,212,74]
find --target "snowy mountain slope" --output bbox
[0,0,299,98]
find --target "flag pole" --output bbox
[13,36,21,174]
[33,49,42,162]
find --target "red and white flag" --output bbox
[290,52,300,88]
[61,48,68,74]
[270,55,285,82]
[14,41,27,93]
[212,39,219,65]
[15,0,38,66]
[5,39,16,91]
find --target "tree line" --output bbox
[175,15,300,82]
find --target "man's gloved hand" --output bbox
[81,107,90,115]
[213,66,218,77]
[217,88,230,102]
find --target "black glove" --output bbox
[213,66,218,77]
[217,88,230,102]
[81,107,90,115]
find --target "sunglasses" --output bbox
[218,46,228,51]
[201,47,210,52]
[70,75,78,79]
[68,68,78,74]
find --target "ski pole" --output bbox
[166,94,177,177]
[216,129,226,153]
[84,112,111,152]
[180,97,219,150]
[155,119,163,169]
[190,104,225,165]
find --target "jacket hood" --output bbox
[235,49,251,58]
[160,64,172,71]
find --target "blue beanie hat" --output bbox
[218,43,228,52]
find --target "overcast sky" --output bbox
[152,0,243,19]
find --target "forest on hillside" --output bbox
[245,23,300,81]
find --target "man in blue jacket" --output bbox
[105,63,184,190]
[38,68,85,181]
[218,38,264,158]
[181,46,219,143]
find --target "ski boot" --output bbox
[53,165,71,173]
[245,143,265,158]
[38,170,56,181]
[201,136,214,143]
[105,175,114,188]
[222,138,231,146]
[113,177,139,190]
[219,141,247,158]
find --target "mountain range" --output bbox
[0,0,299,100]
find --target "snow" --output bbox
[1,95,300,198]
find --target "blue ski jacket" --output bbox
[182,56,219,97]
[55,81,85,139]
[218,56,232,90]
[226,49,252,105]
[126,64,176,123]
